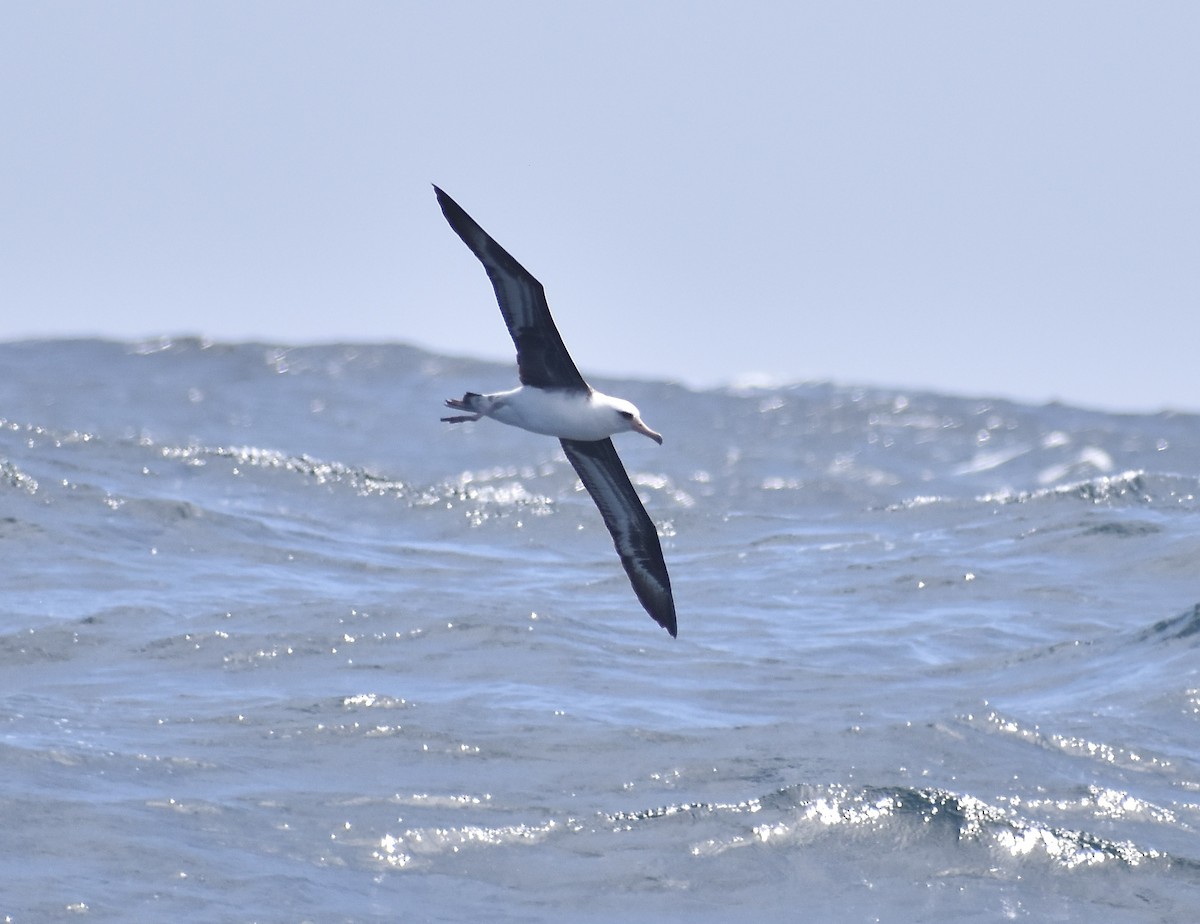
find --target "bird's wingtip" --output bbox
[433,185,470,228]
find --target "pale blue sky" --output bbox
[3,2,1197,411]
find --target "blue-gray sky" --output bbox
[3,2,1198,412]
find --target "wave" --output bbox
[372,780,1186,876]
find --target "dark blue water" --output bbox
[2,339,1198,921]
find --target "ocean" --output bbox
[2,338,1198,922]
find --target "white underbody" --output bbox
[477,387,635,441]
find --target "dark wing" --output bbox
[560,438,677,637]
[434,186,589,392]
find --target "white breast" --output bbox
[488,387,624,440]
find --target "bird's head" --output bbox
[611,398,663,445]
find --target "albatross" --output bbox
[434,186,678,637]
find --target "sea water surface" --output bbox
[2,339,1198,922]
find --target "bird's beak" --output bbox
[633,419,663,445]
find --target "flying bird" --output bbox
[434,186,677,637]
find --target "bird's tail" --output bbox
[442,392,483,423]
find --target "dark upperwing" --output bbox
[560,437,677,637]
[434,186,589,392]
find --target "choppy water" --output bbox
[2,338,1198,922]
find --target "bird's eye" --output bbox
[618,410,634,420]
